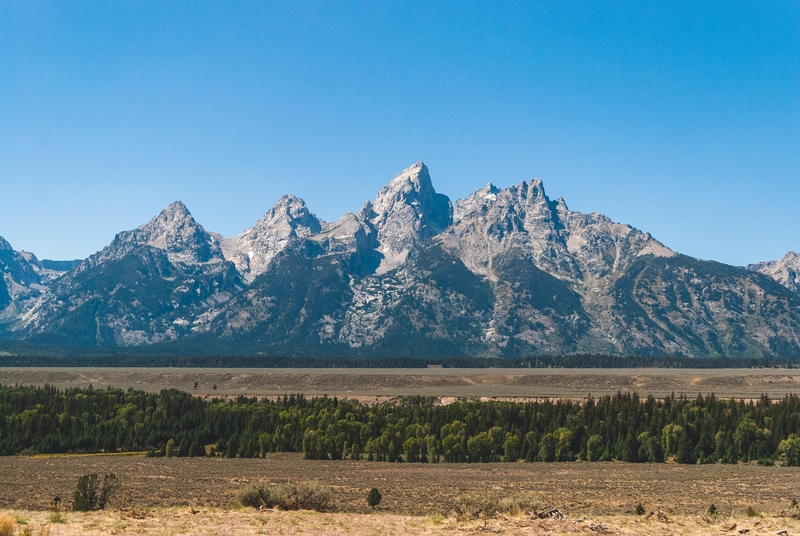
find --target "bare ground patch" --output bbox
[3,367,800,399]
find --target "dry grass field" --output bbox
[3,507,800,536]
[2,454,800,534]
[3,367,800,399]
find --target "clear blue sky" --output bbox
[1,1,798,265]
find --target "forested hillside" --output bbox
[3,384,800,465]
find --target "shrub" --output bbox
[237,483,271,508]
[746,506,758,517]
[165,439,177,458]
[457,496,499,526]
[635,503,645,515]
[72,474,119,511]
[49,497,66,524]
[496,494,539,516]
[707,503,717,516]
[366,488,382,509]
[237,482,331,512]
[0,514,16,536]
[278,482,331,511]
[456,493,540,522]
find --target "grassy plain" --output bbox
[3,367,800,399]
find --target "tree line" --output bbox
[2,384,800,465]
[0,353,797,369]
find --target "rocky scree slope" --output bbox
[2,162,800,357]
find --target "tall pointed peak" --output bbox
[370,162,452,273]
[268,194,310,214]
[402,161,426,174]
[137,201,199,239]
[276,193,303,204]
[381,162,432,193]
[165,200,190,214]
[219,194,323,281]
[120,201,223,264]
[375,162,438,205]
[256,194,322,231]
[161,200,191,221]
[525,178,546,196]
[358,200,374,217]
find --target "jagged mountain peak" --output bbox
[448,176,675,282]
[370,162,453,273]
[76,201,225,269]
[134,200,195,239]
[357,200,374,219]
[139,200,196,237]
[753,250,800,267]
[0,236,44,312]
[748,251,800,293]
[258,194,321,227]
[392,161,427,183]
[452,178,551,225]
[156,200,191,219]
[133,201,223,264]
[5,163,800,358]
[219,194,323,282]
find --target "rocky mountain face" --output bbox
[0,236,78,322]
[15,202,244,346]
[219,195,323,283]
[368,162,452,273]
[748,252,800,294]
[3,162,800,358]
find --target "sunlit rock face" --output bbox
[219,195,323,283]
[368,162,452,274]
[749,251,800,294]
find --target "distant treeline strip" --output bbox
[0,354,798,368]
[3,384,800,466]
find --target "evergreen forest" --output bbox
[3,384,800,466]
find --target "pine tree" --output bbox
[367,488,382,509]
[676,431,695,464]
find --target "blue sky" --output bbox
[1,1,798,265]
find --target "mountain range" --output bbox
[2,162,800,358]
